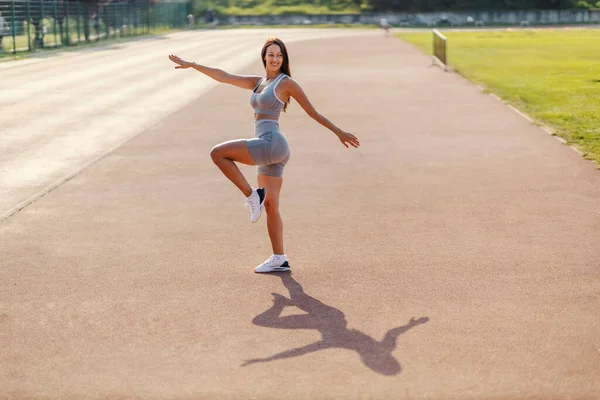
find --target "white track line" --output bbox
[476,84,588,158]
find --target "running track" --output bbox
[1,29,599,399]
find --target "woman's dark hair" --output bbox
[261,37,292,112]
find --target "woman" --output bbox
[168,37,360,273]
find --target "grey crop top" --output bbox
[250,73,287,117]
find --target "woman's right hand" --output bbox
[169,54,193,69]
[335,130,360,148]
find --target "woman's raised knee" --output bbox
[210,145,224,161]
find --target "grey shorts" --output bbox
[246,119,290,177]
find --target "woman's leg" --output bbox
[257,174,284,255]
[210,139,256,197]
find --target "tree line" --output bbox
[369,0,593,11]
[193,0,597,14]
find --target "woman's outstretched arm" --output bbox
[168,54,260,91]
[284,78,360,148]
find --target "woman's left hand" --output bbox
[169,54,192,69]
[336,130,360,148]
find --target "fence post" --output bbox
[126,1,133,36]
[11,0,16,53]
[132,2,136,35]
[146,1,149,34]
[65,0,69,45]
[26,0,31,51]
[83,2,89,42]
[53,0,57,47]
[104,5,109,39]
[40,0,45,48]
[75,2,80,43]
[148,1,151,33]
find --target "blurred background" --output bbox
[0,0,599,55]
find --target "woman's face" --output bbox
[264,44,283,73]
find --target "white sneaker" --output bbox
[254,254,291,273]
[245,187,266,223]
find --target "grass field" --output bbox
[397,28,600,166]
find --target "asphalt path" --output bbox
[1,29,599,399]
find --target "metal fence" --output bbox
[0,0,189,54]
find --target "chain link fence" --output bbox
[0,0,189,54]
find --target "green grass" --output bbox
[397,28,600,166]
[215,23,375,29]
[219,5,361,15]
[191,0,363,16]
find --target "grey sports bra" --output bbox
[250,74,287,117]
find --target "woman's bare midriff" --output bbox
[254,113,279,121]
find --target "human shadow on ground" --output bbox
[243,272,429,376]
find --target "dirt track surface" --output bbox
[1,31,599,399]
